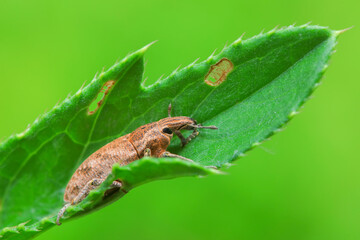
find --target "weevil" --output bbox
[56,104,217,225]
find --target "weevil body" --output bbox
[56,105,217,225]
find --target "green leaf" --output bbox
[0,158,218,239]
[0,25,339,239]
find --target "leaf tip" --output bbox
[289,110,300,118]
[334,26,354,36]
[206,48,217,63]
[300,21,312,28]
[139,40,158,54]
[220,41,228,53]
[209,168,226,175]
[189,57,200,67]
[268,25,279,35]
[222,162,236,169]
[273,127,285,133]
[170,64,182,76]
[233,32,246,45]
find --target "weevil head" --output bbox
[157,117,197,135]
[129,117,197,158]
[129,116,218,159]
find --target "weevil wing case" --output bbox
[63,133,137,202]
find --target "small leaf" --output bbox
[0,25,340,239]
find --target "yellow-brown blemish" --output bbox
[88,80,115,115]
[205,58,234,86]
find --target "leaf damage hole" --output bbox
[205,58,234,86]
[88,80,115,115]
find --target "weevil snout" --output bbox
[157,111,217,148]
[165,103,218,131]
[158,117,218,147]
[158,117,196,132]
[180,117,218,131]
[158,117,218,132]
[188,123,218,130]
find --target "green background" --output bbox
[0,0,358,239]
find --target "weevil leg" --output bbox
[72,178,102,205]
[162,152,217,169]
[104,180,124,198]
[184,129,199,146]
[162,151,194,163]
[56,203,71,225]
[162,152,219,170]
[174,130,187,146]
[56,178,102,225]
[57,179,123,225]
[162,152,218,169]
[144,148,151,157]
[175,129,200,147]
[110,180,122,188]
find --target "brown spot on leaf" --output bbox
[88,80,115,115]
[205,58,233,86]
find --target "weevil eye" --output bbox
[162,127,173,134]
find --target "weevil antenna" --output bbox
[189,124,218,129]
[168,103,172,117]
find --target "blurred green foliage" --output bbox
[0,0,358,239]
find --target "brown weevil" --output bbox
[56,104,217,225]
